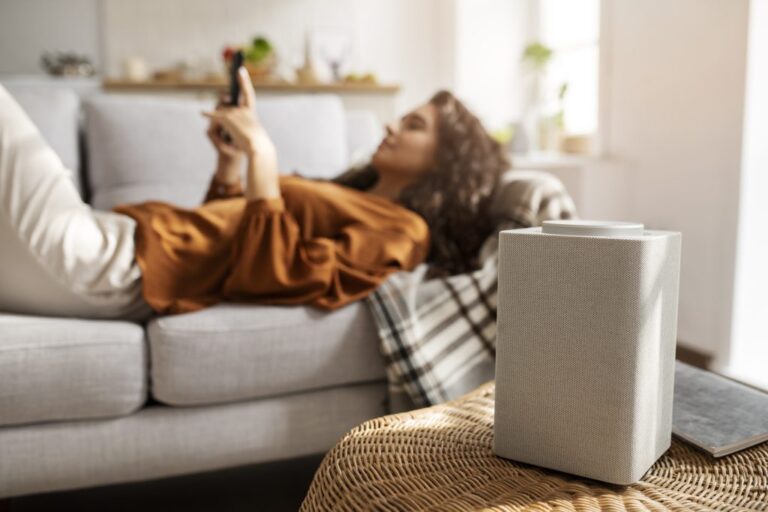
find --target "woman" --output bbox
[0,69,507,319]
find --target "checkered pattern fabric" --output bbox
[365,170,579,409]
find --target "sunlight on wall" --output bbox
[540,0,600,135]
[101,0,454,115]
[724,0,768,390]
[453,0,531,132]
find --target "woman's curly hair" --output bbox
[333,90,509,278]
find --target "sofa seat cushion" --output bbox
[147,302,385,406]
[0,314,147,427]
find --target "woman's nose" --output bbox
[385,123,397,136]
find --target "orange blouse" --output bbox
[113,175,430,315]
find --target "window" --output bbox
[538,0,600,135]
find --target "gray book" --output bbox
[673,361,768,457]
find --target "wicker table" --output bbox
[301,382,768,511]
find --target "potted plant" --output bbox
[520,42,566,152]
[223,36,276,82]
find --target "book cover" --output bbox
[673,361,768,457]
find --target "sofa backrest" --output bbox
[345,109,382,167]
[3,84,382,210]
[84,94,355,210]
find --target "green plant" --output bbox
[490,125,516,146]
[245,36,274,63]
[521,42,552,71]
[554,82,568,129]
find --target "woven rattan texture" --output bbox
[301,382,768,511]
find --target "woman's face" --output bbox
[372,103,439,180]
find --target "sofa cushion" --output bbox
[0,314,147,427]
[84,94,349,210]
[2,85,82,195]
[147,302,385,406]
[0,382,387,498]
[256,95,349,177]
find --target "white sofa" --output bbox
[0,85,569,499]
[0,86,389,498]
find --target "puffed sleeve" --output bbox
[203,175,244,203]
[221,197,428,309]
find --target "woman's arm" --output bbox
[202,169,244,203]
[202,92,245,203]
[202,67,280,202]
[221,204,428,310]
[213,154,242,186]
[243,136,279,201]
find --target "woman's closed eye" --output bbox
[402,113,427,131]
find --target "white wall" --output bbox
[726,0,768,388]
[0,0,532,130]
[0,0,101,74]
[453,0,533,131]
[0,0,456,115]
[600,0,750,358]
[101,0,455,115]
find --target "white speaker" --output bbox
[493,220,682,484]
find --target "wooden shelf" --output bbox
[102,78,400,95]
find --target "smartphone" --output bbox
[228,50,245,106]
[220,50,245,144]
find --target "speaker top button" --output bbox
[542,220,645,237]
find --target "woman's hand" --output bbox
[202,68,275,159]
[202,67,280,201]
[206,93,244,185]
[205,94,241,159]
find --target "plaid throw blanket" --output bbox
[365,170,579,411]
